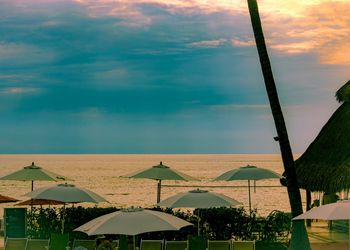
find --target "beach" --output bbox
[0,154,292,217]
[0,155,347,249]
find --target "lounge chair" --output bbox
[139,239,163,250]
[72,239,96,250]
[164,240,187,250]
[26,239,50,250]
[208,240,231,250]
[49,233,70,250]
[231,240,255,250]
[254,241,287,250]
[4,238,27,250]
[187,235,207,250]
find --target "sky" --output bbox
[0,0,349,154]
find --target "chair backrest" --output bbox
[72,239,96,250]
[50,233,70,250]
[140,239,163,250]
[208,240,231,250]
[26,239,50,250]
[254,242,287,250]
[118,235,128,250]
[4,238,28,250]
[187,235,207,250]
[164,240,187,250]
[231,240,255,250]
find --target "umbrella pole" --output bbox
[157,180,162,204]
[197,210,201,236]
[31,180,34,191]
[133,235,136,250]
[248,180,252,215]
[61,203,66,234]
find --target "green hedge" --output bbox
[27,206,291,243]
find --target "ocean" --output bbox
[0,154,305,217]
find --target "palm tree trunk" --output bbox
[246,0,311,249]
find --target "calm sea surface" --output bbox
[0,154,305,217]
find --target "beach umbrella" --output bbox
[0,194,19,203]
[293,200,350,250]
[0,162,70,191]
[74,207,192,250]
[157,189,241,235]
[25,183,108,233]
[124,161,198,203]
[214,165,282,213]
[15,199,65,206]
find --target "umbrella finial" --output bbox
[32,162,34,166]
[160,161,163,165]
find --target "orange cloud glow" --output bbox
[73,0,350,65]
[259,0,350,65]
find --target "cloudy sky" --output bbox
[0,0,349,154]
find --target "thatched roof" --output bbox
[295,80,350,192]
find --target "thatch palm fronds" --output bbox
[296,80,350,192]
[336,80,350,103]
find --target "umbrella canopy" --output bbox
[215,165,282,181]
[295,80,350,192]
[24,183,108,203]
[0,194,19,203]
[0,162,71,190]
[293,200,350,221]
[157,189,241,235]
[293,200,350,250]
[124,161,199,203]
[25,183,108,233]
[74,207,192,236]
[157,189,241,208]
[214,165,282,212]
[15,199,65,206]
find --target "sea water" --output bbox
[0,154,305,217]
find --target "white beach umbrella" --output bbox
[214,165,282,213]
[124,161,198,203]
[157,189,241,235]
[293,200,350,250]
[74,208,192,250]
[25,183,108,203]
[74,207,192,236]
[157,189,241,208]
[25,183,108,233]
[0,162,71,191]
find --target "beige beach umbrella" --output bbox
[25,183,108,233]
[0,194,19,203]
[157,189,241,235]
[0,162,71,191]
[124,161,199,203]
[293,200,350,250]
[74,207,192,250]
[214,165,282,213]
